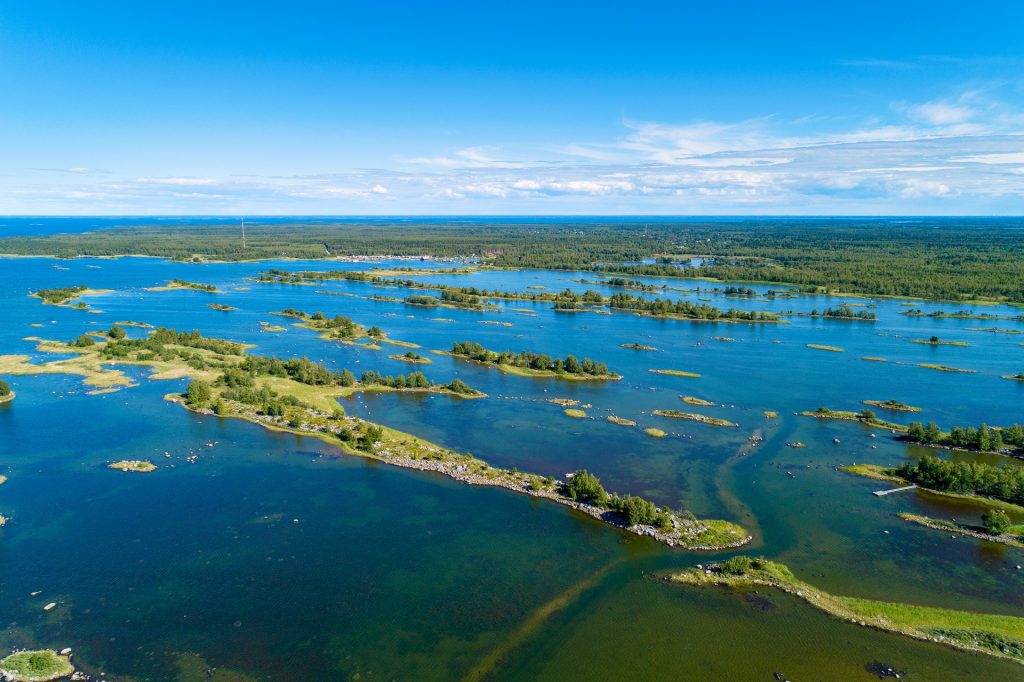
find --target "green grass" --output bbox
[839,463,902,482]
[671,559,1024,664]
[644,427,667,438]
[564,408,587,418]
[648,369,700,378]
[0,650,74,681]
[807,343,844,352]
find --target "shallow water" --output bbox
[0,254,1022,680]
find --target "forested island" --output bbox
[274,308,417,348]
[446,340,619,380]
[147,279,219,293]
[902,421,1024,455]
[0,379,13,404]
[0,329,747,551]
[5,219,1024,303]
[29,284,109,309]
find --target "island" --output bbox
[621,342,658,351]
[653,410,736,427]
[0,649,74,682]
[918,363,976,373]
[29,284,111,310]
[444,340,620,380]
[669,558,1024,664]
[863,399,921,412]
[806,343,844,352]
[606,416,636,427]
[389,351,431,365]
[0,329,748,551]
[681,396,714,406]
[0,380,13,404]
[108,460,157,473]
[913,336,969,347]
[1003,372,1024,382]
[208,303,237,311]
[648,369,700,378]
[146,279,219,293]
[644,428,667,438]
[275,308,418,348]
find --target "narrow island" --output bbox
[208,303,237,311]
[653,410,736,427]
[913,336,969,347]
[0,329,748,551]
[108,460,157,473]
[802,406,908,432]
[444,340,620,380]
[258,321,287,333]
[682,396,714,406]
[621,342,658,351]
[1003,372,1024,382]
[146,279,219,293]
[0,649,74,682]
[648,369,700,378]
[669,558,1024,664]
[918,363,976,373]
[606,415,636,427]
[806,343,844,352]
[898,512,1024,549]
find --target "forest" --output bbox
[4,218,1024,302]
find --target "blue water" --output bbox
[0,253,1022,680]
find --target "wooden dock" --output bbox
[873,484,917,497]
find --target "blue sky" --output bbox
[2,1,1023,215]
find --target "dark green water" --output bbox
[0,255,1022,680]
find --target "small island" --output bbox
[0,380,13,404]
[564,408,587,418]
[389,351,431,364]
[806,343,844,352]
[446,340,619,380]
[670,558,1024,664]
[29,284,111,310]
[802,406,907,432]
[275,308,418,348]
[648,369,700,378]
[108,460,157,473]
[208,303,237,311]
[653,410,736,427]
[606,415,636,426]
[0,649,75,682]
[644,428,667,438]
[1003,372,1024,382]
[913,336,969,347]
[147,279,219,293]
[621,342,658,351]
[918,363,976,373]
[863,399,922,413]
[681,396,714,406]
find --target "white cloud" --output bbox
[950,152,1024,164]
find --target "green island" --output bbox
[564,408,587,418]
[898,512,1024,549]
[669,558,1024,664]
[681,396,714,406]
[783,305,877,321]
[802,406,908,432]
[843,454,1024,510]
[29,284,111,310]
[918,363,976,373]
[806,343,844,352]
[901,309,1024,321]
[108,459,157,473]
[764,410,778,419]
[274,308,418,348]
[208,303,237,311]
[862,356,887,362]
[644,427,666,438]
[0,379,13,404]
[0,329,747,551]
[652,410,737,427]
[621,342,657,351]
[913,336,969,347]
[445,340,619,380]
[648,369,700,378]
[863,399,922,413]
[114,320,153,328]
[147,279,219,293]
[258,321,287,333]
[966,327,1022,335]
[0,650,74,682]
[11,220,1024,304]
[1003,372,1024,382]
[546,398,580,407]
[606,415,636,427]
[389,351,431,365]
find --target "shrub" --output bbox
[185,379,212,406]
[982,509,1011,535]
[563,469,607,505]
[0,380,9,397]
[621,495,658,526]
[721,556,754,575]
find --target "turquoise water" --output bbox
[1,255,1022,680]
